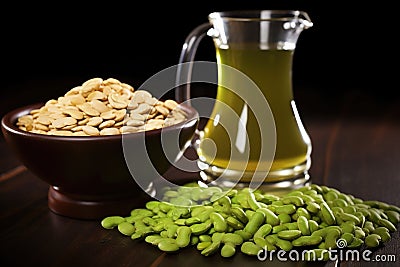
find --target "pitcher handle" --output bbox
[175,23,211,104]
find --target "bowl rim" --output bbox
[1,102,199,141]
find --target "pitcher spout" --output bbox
[283,10,313,30]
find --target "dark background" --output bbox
[1,0,397,119]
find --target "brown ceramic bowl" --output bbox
[1,103,199,220]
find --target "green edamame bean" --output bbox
[190,220,212,235]
[320,202,336,225]
[339,193,354,205]
[356,208,370,218]
[340,232,354,245]
[308,219,319,234]
[176,226,192,247]
[274,236,293,251]
[197,241,212,250]
[214,195,232,213]
[145,200,160,211]
[234,230,253,241]
[347,237,364,248]
[244,211,265,235]
[226,216,244,230]
[174,218,186,226]
[278,213,292,224]
[130,208,154,217]
[353,211,366,227]
[221,233,244,246]
[337,212,361,225]
[241,241,262,256]
[293,207,311,220]
[253,237,276,251]
[365,234,381,248]
[377,218,397,232]
[342,206,357,214]
[101,216,126,229]
[253,224,272,239]
[310,184,323,194]
[118,222,135,236]
[210,212,228,232]
[271,200,284,206]
[272,224,288,234]
[247,191,262,211]
[310,228,326,238]
[160,230,169,238]
[286,190,304,197]
[257,208,280,226]
[142,217,157,227]
[340,221,356,233]
[363,200,385,209]
[325,228,341,249]
[324,191,339,202]
[263,193,280,203]
[277,230,302,241]
[282,196,304,207]
[151,222,165,233]
[169,207,190,220]
[201,241,220,256]
[332,198,348,208]
[354,226,366,239]
[199,235,212,242]
[385,210,400,225]
[331,206,344,216]
[211,232,224,243]
[221,243,236,258]
[165,224,179,238]
[304,189,318,196]
[310,225,339,238]
[368,208,382,224]
[300,194,315,203]
[275,204,297,215]
[283,222,298,230]
[158,201,173,213]
[231,207,249,224]
[373,227,391,242]
[297,215,310,235]
[145,234,164,245]
[306,202,321,214]
[158,238,180,252]
[197,209,214,222]
[388,204,400,213]
[292,235,323,247]
[191,205,213,217]
[235,194,250,209]
[363,221,375,233]
[185,217,201,226]
[245,210,255,220]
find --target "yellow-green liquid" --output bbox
[197,45,311,180]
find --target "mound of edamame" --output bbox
[101,183,400,261]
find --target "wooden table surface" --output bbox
[1,84,399,267]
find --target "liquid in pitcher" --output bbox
[197,44,311,181]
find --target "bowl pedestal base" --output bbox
[47,186,153,220]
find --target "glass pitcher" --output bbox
[176,10,313,190]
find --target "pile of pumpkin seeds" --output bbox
[16,77,186,136]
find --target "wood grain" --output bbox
[1,88,399,267]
